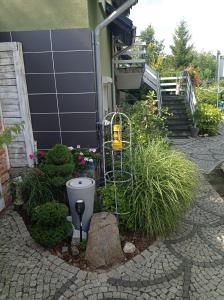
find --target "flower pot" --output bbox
[190,127,199,138]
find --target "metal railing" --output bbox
[185,72,197,119]
[143,65,162,114]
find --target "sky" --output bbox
[130,0,224,55]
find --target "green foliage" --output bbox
[20,168,54,215]
[98,184,131,230]
[40,144,74,192]
[45,144,73,165]
[140,24,164,68]
[123,92,168,145]
[0,123,24,148]
[32,201,69,226]
[194,103,222,135]
[192,51,216,82]
[195,87,217,105]
[170,20,193,69]
[31,202,72,247]
[130,140,198,237]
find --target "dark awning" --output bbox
[106,3,136,46]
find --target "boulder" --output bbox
[85,212,124,268]
[123,242,136,254]
[221,162,224,174]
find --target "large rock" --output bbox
[221,162,224,174]
[85,212,124,268]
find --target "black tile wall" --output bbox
[60,113,96,131]
[56,73,95,93]
[51,29,92,51]
[12,31,51,52]
[29,94,58,113]
[33,132,61,149]
[53,51,94,73]
[24,53,54,73]
[0,28,97,149]
[61,132,97,148]
[26,74,56,93]
[31,114,60,131]
[58,94,96,112]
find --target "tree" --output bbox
[140,25,164,69]
[192,51,216,82]
[170,20,193,69]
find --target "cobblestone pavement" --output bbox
[170,122,224,174]
[1,128,224,299]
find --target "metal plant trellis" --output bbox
[102,111,133,217]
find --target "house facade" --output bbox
[0,0,137,150]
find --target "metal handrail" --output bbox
[143,65,162,115]
[185,72,197,122]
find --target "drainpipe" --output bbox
[94,0,138,123]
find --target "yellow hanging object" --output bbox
[112,124,123,151]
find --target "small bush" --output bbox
[129,140,198,237]
[123,92,168,145]
[195,88,217,106]
[40,144,74,193]
[99,184,131,231]
[31,202,72,247]
[20,168,54,215]
[194,103,222,135]
[45,144,73,165]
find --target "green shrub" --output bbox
[129,140,198,237]
[31,202,72,247]
[20,168,54,215]
[123,92,168,145]
[194,103,222,135]
[195,88,217,105]
[45,144,72,165]
[40,144,74,193]
[99,184,131,231]
[31,201,69,226]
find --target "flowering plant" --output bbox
[69,147,100,176]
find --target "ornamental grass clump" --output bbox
[130,140,198,237]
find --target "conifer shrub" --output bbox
[31,202,72,247]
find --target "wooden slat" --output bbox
[0,92,18,99]
[3,111,21,118]
[10,159,28,167]
[0,79,17,86]
[8,152,26,159]
[0,43,17,52]
[0,65,15,72]
[0,58,13,66]
[0,86,17,93]
[0,52,13,59]
[0,72,16,79]
[3,117,21,125]
[1,99,19,106]
[1,104,20,112]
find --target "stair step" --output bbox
[168,130,191,138]
[168,124,190,130]
[163,96,186,101]
[167,119,191,125]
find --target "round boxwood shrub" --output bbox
[40,144,74,192]
[31,202,72,247]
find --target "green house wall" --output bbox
[0,0,89,31]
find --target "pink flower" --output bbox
[80,160,86,165]
[29,153,34,160]
[38,150,45,157]
[77,155,83,161]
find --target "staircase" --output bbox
[163,95,192,138]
